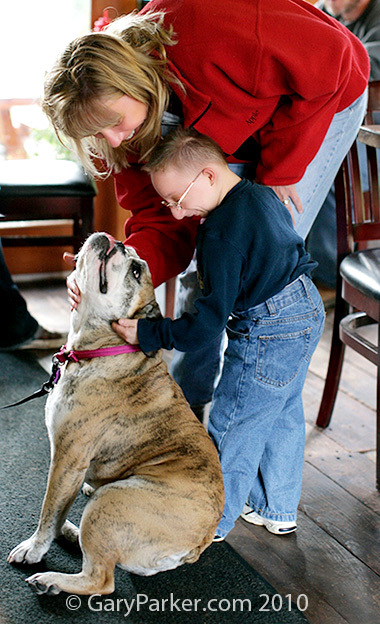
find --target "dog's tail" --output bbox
[182,528,216,565]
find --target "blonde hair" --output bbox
[145,127,227,174]
[42,10,181,178]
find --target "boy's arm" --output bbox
[134,239,245,353]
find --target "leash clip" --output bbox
[42,356,63,393]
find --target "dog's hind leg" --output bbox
[60,520,79,545]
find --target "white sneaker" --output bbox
[240,504,297,535]
[212,534,225,543]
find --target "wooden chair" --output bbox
[0,159,96,253]
[316,81,380,490]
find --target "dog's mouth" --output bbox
[93,234,125,294]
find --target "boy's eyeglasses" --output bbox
[161,171,203,210]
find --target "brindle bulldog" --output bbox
[8,232,224,596]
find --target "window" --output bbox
[0,0,91,159]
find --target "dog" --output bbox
[8,232,224,596]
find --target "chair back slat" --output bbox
[365,80,380,124]
[345,143,380,238]
[339,82,380,249]
[367,143,380,221]
[335,159,352,257]
[365,80,380,126]
[348,141,367,225]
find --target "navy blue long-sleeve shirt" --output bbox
[138,179,317,352]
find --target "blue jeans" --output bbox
[208,275,325,537]
[0,239,38,349]
[292,89,368,238]
[171,89,368,405]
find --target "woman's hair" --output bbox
[145,127,227,174]
[42,10,181,178]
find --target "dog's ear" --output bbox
[144,301,163,320]
[133,300,163,320]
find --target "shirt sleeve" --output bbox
[137,236,245,352]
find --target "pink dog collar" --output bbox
[55,343,141,364]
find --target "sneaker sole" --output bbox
[241,512,296,535]
[212,535,226,543]
[265,524,297,535]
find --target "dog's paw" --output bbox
[82,482,95,497]
[8,536,47,565]
[26,573,61,595]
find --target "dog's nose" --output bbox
[115,241,126,255]
[90,233,116,257]
[104,234,116,256]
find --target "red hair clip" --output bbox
[93,8,113,32]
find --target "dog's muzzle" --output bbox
[92,234,125,294]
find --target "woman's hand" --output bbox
[112,319,139,344]
[269,184,303,225]
[63,252,81,311]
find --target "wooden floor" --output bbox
[16,276,380,624]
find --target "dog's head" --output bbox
[74,232,162,324]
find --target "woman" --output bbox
[43,0,369,414]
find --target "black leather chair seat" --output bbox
[340,248,380,300]
[0,159,95,252]
[0,159,95,198]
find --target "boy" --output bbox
[114,128,325,540]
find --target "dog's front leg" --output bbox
[8,458,87,565]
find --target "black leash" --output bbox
[0,356,62,410]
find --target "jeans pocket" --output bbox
[255,327,312,387]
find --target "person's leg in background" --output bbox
[306,185,338,289]
[169,258,224,422]
[0,239,64,351]
[292,89,368,238]
[0,239,38,349]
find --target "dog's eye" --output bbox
[131,260,141,282]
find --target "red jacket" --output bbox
[115,0,369,287]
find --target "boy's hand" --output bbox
[112,319,139,344]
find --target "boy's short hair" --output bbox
[145,127,227,173]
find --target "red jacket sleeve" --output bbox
[113,165,199,288]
